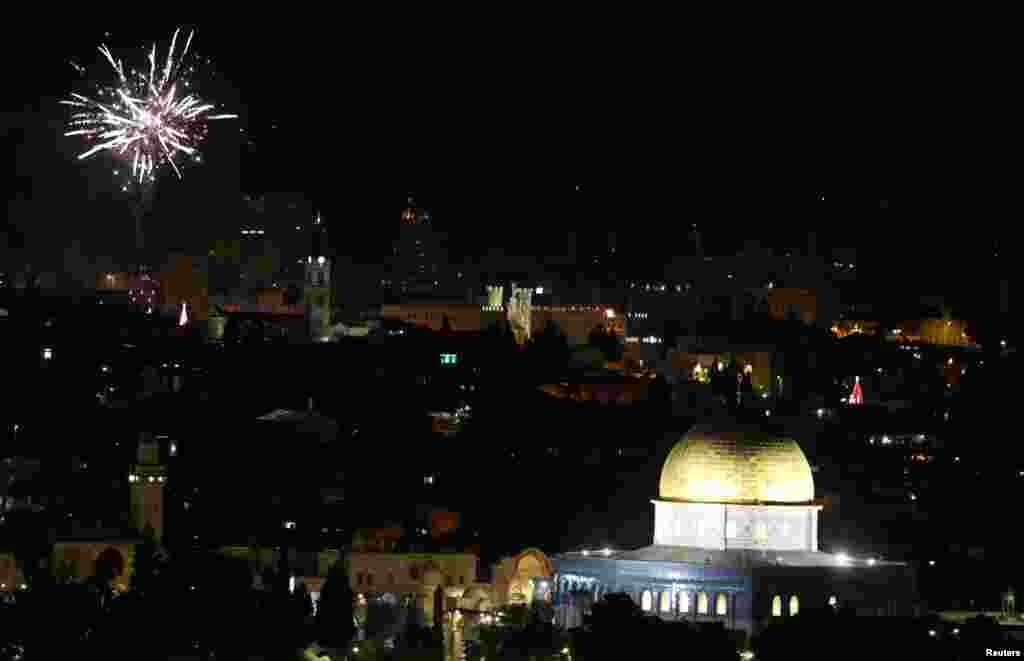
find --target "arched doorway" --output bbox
[506,548,553,606]
[94,547,125,586]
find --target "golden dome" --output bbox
[659,423,814,504]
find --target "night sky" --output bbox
[1,26,1006,299]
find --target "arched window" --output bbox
[789,595,800,616]
[660,591,672,613]
[771,595,782,617]
[716,593,728,616]
[679,591,691,614]
[828,595,838,608]
[697,592,709,615]
[755,521,768,542]
[641,590,653,612]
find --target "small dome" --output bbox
[659,423,814,504]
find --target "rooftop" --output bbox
[556,545,904,569]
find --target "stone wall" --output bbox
[348,552,477,595]
[52,541,136,591]
[380,303,484,333]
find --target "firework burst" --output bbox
[62,29,236,185]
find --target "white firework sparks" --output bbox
[62,29,237,185]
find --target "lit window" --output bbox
[660,591,672,612]
[641,590,653,612]
[772,595,782,617]
[716,593,728,615]
[789,595,799,616]
[42,347,54,361]
[169,442,178,457]
[679,591,690,613]
[424,475,435,486]
[828,595,838,608]
[697,592,709,615]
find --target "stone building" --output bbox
[343,547,553,632]
[549,422,918,637]
[0,434,167,594]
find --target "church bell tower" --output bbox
[304,212,332,342]
[129,433,166,543]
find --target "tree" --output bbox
[130,526,164,597]
[570,345,607,371]
[587,325,624,363]
[528,319,570,373]
[316,560,356,647]
[284,283,303,306]
[5,507,55,590]
[295,581,314,619]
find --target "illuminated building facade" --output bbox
[36,433,171,592]
[549,422,918,637]
[384,195,453,298]
[377,301,624,349]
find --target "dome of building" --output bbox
[659,423,814,504]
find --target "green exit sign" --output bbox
[440,353,458,365]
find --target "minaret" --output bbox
[690,223,704,259]
[305,212,332,342]
[129,433,166,543]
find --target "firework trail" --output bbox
[62,29,237,185]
